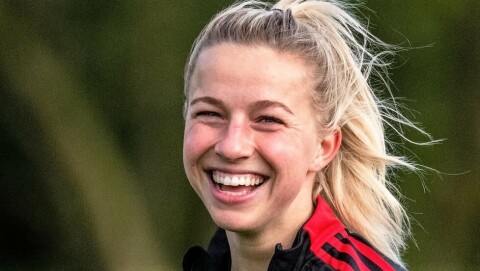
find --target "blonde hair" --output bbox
[184,0,432,266]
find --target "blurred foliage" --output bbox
[0,0,478,270]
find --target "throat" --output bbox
[227,231,274,271]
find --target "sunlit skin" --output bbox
[183,43,341,271]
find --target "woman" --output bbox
[182,0,428,270]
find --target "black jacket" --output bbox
[183,197,407,271]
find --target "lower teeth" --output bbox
[215,183,256,196]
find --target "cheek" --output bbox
[260,138,293,165]
[183,124,216,165]
[259,134,315,203]
[183,125,214,194]
[257,132,315,169]
[257,133,318,195]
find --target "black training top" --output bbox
[183,197,407,271]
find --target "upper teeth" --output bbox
[212,171,264,186]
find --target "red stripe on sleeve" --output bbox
[317,247,356,271]
[344,231,395,271]
[328,232,371,270]
[303,197,399,271]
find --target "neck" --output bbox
[227,233,273,271]
[226,205,314,271]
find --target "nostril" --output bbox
[214,141,253,161]
[214,125,254,161]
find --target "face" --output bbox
[183,43,333,234]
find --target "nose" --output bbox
[214,119,254,161]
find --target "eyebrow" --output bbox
[189,96,224,107]
[189,96,294,115]
[251,100,294,115]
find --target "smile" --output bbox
[211,171,265,196]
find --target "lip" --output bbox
[206,166,268,176]
[205,168,268,204]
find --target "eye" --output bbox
[257,116,284,125]
[194,111,223,119]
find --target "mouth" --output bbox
[210,170,266,196]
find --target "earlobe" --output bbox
[310,129,342,172]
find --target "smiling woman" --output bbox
[184,44,332,236]
[181,1,432,270]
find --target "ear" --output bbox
[309,128,342,172]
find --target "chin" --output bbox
[209,210,258,233]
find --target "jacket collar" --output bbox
[183,196,341,271]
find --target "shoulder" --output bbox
[302,197,407,271]
[311,229,406,271]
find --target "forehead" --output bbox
[190,43,313,98]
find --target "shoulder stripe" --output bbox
[337,230,395,271]
[329,234,373,270]
[303,197,404,270]
[334,233,383,271]
[317,242,356,271]
[322,242,361,271]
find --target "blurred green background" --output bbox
[0,0,478,270]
